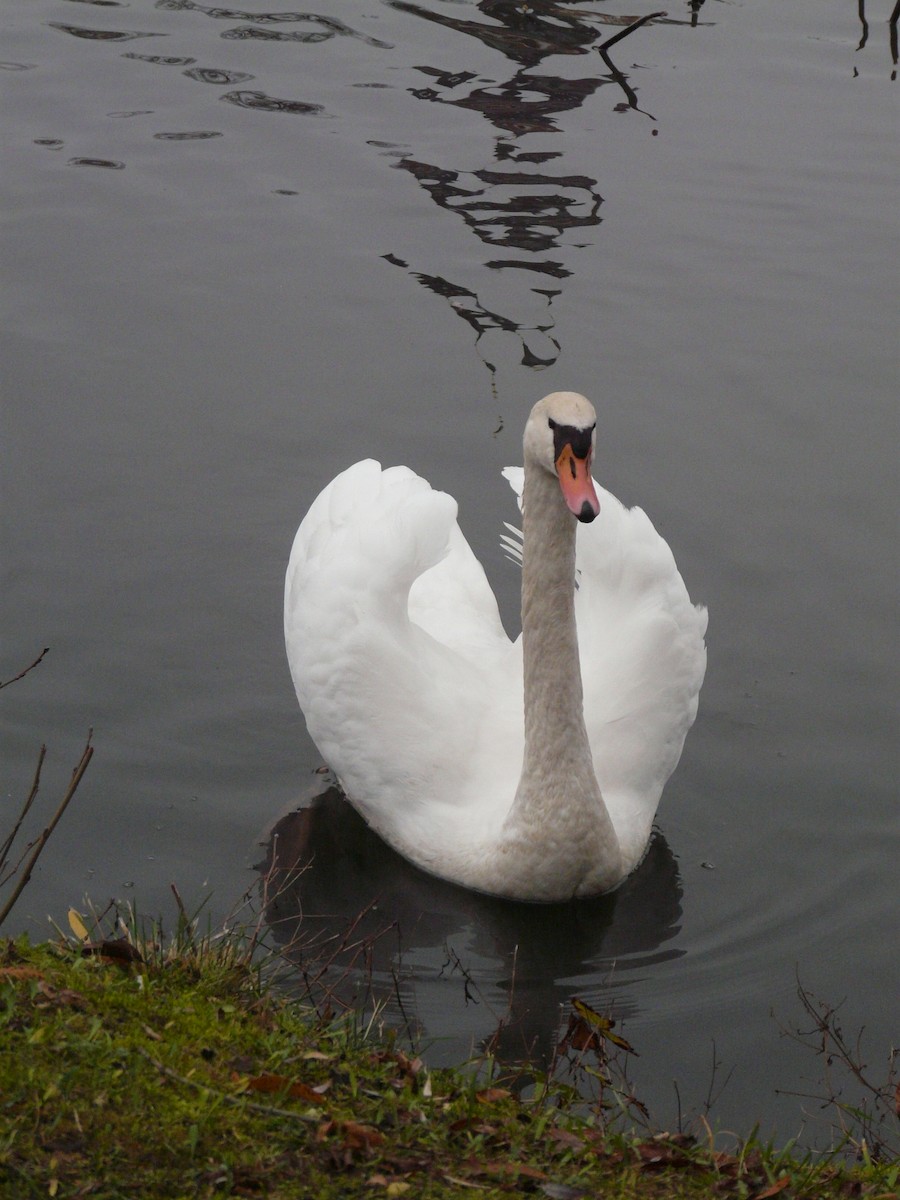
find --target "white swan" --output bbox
[284,392,707,902]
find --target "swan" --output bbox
[284,391,707,902]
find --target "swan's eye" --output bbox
[547,418,557,431]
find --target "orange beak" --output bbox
[556,444,600,523]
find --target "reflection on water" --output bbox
[390,0,646,67]
[68,156,125,168]
[382,3,671,376]
[857,0,899,78]
[153,130,224,140]
[124,52,197,65]
[49,23,161,41]
[155,0,393,48]
[182,67,254,84]
[221,89,325,115]
[260,783,683,1067]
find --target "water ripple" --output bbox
[220,89,324,115]
[182,66,253,84]
[123,52,198,65]
[67,156,126,169]
[49,23,161,42]
[221,26,332,43]
[155,0,392,46]
[153,130,224,140]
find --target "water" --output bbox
[2,0,897,1142]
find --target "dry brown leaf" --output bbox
[634,1141,692,1169]
[315,1118,383,1153]
[465,1157,548,1181]
[547,1128,586,1152]
[244,1072,326,1104]
[342,1121,383,1148]
[475,1087,512,1104]
[755,1178,790,1199]
[0,966,44,981]
[35,981,87,1010]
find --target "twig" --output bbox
[774,977,898,1158]
[598,10,667,52]
[0,732,94,928]
[0,746,47,876]
[0,647,49,690]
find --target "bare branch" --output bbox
[0,732,94,928]
[0,745,47,876]
[0,647,50,691]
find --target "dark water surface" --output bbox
[2,0,897,1140]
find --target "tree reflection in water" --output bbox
[381,2,679,376]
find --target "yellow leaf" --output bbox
[386,1184,411,1197]
[67,908,89,942]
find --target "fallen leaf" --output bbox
[547,1128,585,1152]
[35,982,87,1010]
[243,1072,326,1104]
[634,1140,692,1169]
[67,908,90,942]
[316,1119,382,1153]
[570,998,637,1054]
[475,1087,512,1104]
[755,1178,790,1198]
[342,1120,383,1151]
[0,966,44,981]
[464,1158,548,1181]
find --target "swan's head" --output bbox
[524,392,600,523]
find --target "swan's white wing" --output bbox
[573,489,707,861]
[502,466,707,864]
[285,461,517,863]
[408,515,510,664]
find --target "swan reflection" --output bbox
[261,781,684,1068]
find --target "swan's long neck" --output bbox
[520,464,587,773]
[501,460,623,897]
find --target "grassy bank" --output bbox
[0,932,895,1200]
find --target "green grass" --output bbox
[0,933,896,1200]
